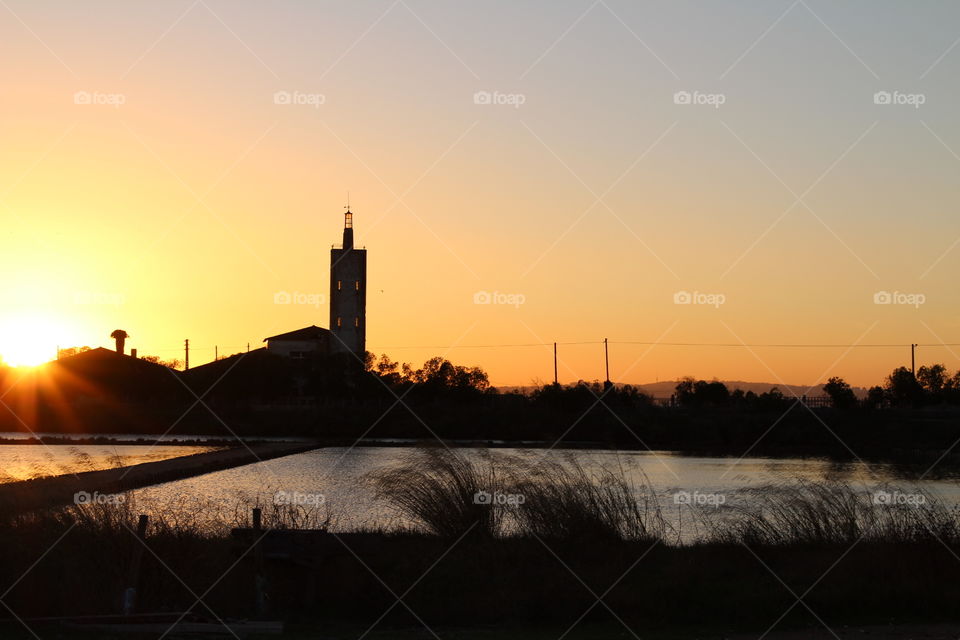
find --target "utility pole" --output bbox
[247,342,250,353]
[553,342,558,386]
[215,345,218,362]
[184,339,190,370]
[604,338,611,387]
[911,343,917,376]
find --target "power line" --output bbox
[613,342,960,348]
[370,341,598,350]
[369,341,960,350]
[83,340,960,353]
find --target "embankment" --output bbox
[0,441,320,514]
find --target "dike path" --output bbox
[0,441,321,514]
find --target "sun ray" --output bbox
[0,312,76,367]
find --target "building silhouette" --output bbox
[263,326,330,359]
[329,208,367,355]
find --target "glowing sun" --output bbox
[0,313,75,367]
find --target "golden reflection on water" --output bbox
[0,445,217,481]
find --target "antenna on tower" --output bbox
[345,191,350,213]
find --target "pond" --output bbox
[128,447,960,539]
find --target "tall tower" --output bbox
[329,208,367,355]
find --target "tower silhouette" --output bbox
[329,208,367,355]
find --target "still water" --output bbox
[0,444,217,482]
[128,447,960,536]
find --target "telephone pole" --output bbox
[553,342,558,386]
[911,343,917,376]
[184,339,190,370]
[214,345,218,362]
[604,338,610,383]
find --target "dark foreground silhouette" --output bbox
[1,450,958,637]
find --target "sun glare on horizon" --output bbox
[0,313,75,367]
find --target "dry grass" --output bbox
[370,448,960,547]
[370,448,669,541]
[509,457,668,542]
[709,481,960,546]
[371,447,503,537]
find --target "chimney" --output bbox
[131,348,137,359]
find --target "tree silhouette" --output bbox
[885,367,924,407]
[917,364,948,400]
[674,377,730,407]
[823,376,857,409]
[110,329,129,355]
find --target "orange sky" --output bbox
[1,1,959,387]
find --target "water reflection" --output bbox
[128,447,960,538]
[0,445,218,481]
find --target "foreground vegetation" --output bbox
[1,449,959,636]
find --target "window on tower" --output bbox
[337,280,342,290]
[355,281,360,290]
[336,317,342,327]
[354,317,359,327]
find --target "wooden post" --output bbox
[253,508,266,617]
[553,342,558,386]
[604,338,610,386]
[123,514,149,616]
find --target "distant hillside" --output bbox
[497,380,870,399]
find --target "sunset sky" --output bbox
[2,0,959,387]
